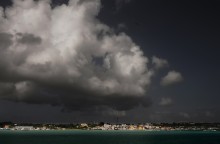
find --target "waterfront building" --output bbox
[14,126,34,131]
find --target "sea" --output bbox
[0,130,220,144]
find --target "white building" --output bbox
[14,126,34,131]
[80,123,88,127]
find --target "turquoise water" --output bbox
[0,130,220,144]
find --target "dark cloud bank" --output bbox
[0,0,181,116]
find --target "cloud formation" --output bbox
[0,0,181,114]
[161,71,183,86]
[0,0,156,111]
[152,56,169,69]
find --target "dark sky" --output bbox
[0,0,220,123]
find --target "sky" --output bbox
[0,0,219,123]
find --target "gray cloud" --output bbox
[0,0,177,113]
[0,0,155,112]
[0,82,15,99]
[152,56,169,69]
[0,33,13,50]
[17,33,42,45]
[161,71,183,86]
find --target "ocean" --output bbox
[0,130,220,144]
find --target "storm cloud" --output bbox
[0,0,177,113]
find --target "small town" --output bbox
[0,122,220,131]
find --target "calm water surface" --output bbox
[0,130,220,144]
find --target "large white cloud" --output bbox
[0,0,177,111]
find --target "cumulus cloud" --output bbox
[0,0,156,112]
[152,56,168,69]
[159,97,173,106]
[161,71,183,86]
